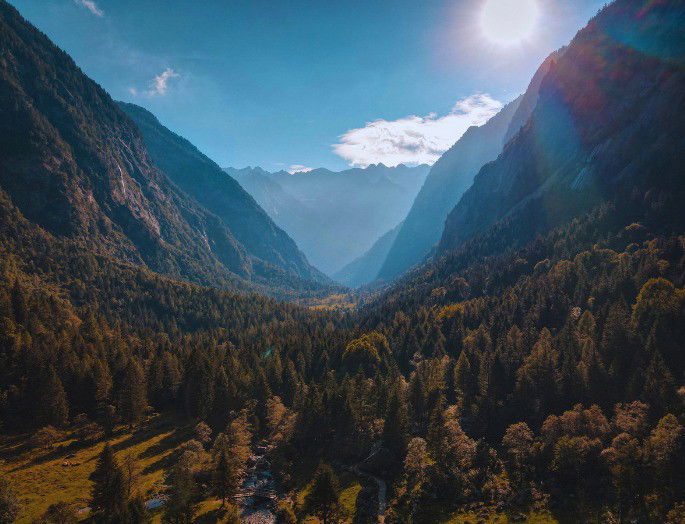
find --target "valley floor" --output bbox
[0,413,232,523]
[0,413,377,523]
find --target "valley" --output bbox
[1,0,684,523]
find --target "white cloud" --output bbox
[74,0,104,17]
[128,68,180,98]
[146,68,179,96]
[288,165,314,174]
[332,94,503,168]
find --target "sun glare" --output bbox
[480,0,539,46]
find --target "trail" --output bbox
[351,442,387,523]
[351,464,387,523]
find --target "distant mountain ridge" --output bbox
[0,1,326,294]
[333,222,402,288]
[227,163,430,275]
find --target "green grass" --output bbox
[296,471,362,523]
[0,413,189,523]
[339,478,363,518]
[444,508,559,523]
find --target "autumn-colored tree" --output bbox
[404,437,429,487]
[601,432,642,520]
[502,422,534,494]
[643,413,683,511]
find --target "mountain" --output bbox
[0,1,324,294]
[438,0,685,257]
[374,99,520,282]
[377,54,560,283]
[228,163,430,275]
[502,51,563,146]
[332,222,402,288]
[118,102,326,284]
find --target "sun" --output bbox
[480,0,540,46]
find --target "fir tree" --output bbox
[119,358,147,426]
[383,384,410,459]
[39,366,69,428]
[305,463,340,524]
[163,465,197,524]
[90,443,128,522]
[212,450,236,509]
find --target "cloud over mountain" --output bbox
[288,165,314,174]
[332,94,502,167]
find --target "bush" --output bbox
[31,426,62,449]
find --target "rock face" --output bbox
[502,51,563,147]
[119,103,326,284]
[333,222,402,288]
[438,0,685,256]
[229,164,430,276]
[0,1,324,292]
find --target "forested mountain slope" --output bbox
[333,222,402,288]
[379,50,561,283]
[0,1,325,294]
[439,0,685,258]
[377,97,522,281]
[119,103,326,284]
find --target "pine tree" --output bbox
[212,450,236,509]
[163,465,197,524]
[383,385,410,459]
[426,394,446,453]
[305,463,340,524]
[453,350,473,412]
[39,366,69,428]
[127,496,150,524]
[408,371,427,431]
[642,348,676,415]
[119,358,147,426]
[90,443,128,522]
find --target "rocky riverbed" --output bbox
[239,444,277,524]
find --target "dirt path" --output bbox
[351,464,387,523]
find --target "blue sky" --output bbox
[9,0,606,171]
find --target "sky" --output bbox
[9,0,607,172]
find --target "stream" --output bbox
[238,442,388,524]
[239,443,277,524]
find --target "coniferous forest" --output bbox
[1,0,684,522]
